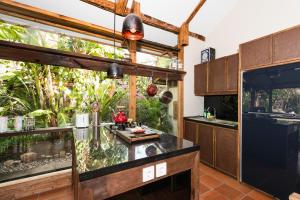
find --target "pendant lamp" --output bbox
[107,0,123,79]
[122,13,144,40]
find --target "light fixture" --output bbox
[107,0,123,79]
[122,13,144,40]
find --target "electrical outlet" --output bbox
[143,166,154,182]
[156,162,167,178]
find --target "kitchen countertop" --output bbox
[73,125,200,182]
[184,116,238,130]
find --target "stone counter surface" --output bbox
[73,125,200,182]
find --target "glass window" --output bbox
[272,88,300,115]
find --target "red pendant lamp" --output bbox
[122,1,144,40]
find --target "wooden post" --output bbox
[128,40,137,121]
[128,0,140,121]
[177,27,186,138]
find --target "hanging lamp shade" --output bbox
[122,13,144,40]
[107,63,123,79]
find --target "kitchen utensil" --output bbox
[146,73,158,97]
[112,106,128,124]
[159,75,173,104]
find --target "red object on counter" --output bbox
[112,111,128,124]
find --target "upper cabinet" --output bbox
[273,26,300,64]
[194,63,207,95]
[208,57,227,92]
[194,53,238,96]
[241,25,300,71]
[240,35,272,70]
[227,54,239,91]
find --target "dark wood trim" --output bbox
[0,169,72,200]
[0,40,185,81]
[0,0,179,54]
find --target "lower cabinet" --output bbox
[184,120,238,178]
[215,127,238,177]
[198,124,214,167]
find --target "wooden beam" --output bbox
[185,0,207,24]
[0,0,179,54]
[0,40,185,80]
[81,0,205,41]
[115,0,128,15]
[178,23,189,47]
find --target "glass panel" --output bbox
[0,20,129,60]
[0,59,129,128]
[136,76,177,134]
[272,88,300,115]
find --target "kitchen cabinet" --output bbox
[273,26,300,64]
[194,53,238,96]
[227,54,239,91]
[198,123,214,167]
[241,24,300,71]
[240,35,272,70]
[194,63,207,95]
[208,57,226,92]
[184,120,199,144]
[215,127,238,177]
[184,119,238,178]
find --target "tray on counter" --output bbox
[116,129,160,144]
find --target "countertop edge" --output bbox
[184,116,238,130]
[78,145,200,182]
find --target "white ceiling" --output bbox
[15,0,239,46]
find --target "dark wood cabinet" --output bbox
[240,35,272,70]
[194,54,238,96]
[194,63,207,95]
[273,26,300,64]
[183,120,199,144]
[184,119,238,178]
[215,127,238,177]
[226,54,239,91]
[198,124,214,167]
[208,57,226,92]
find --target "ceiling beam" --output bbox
[115,0,128,15]
[185,0,207,24]
[0,0,179,53]
[81,0,205,41]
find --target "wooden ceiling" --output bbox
[81,0,206,41]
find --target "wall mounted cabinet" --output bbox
[194,54,238,96]
[241,25,300,71]
[184,119,238,178]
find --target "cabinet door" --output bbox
[273,26,300,64]
[226,54,239,92]
[198,124,214,166]
[215,127,237,177]
[208,57,226,92]
[241,35,272,70]
[184,120,198,144]
[194,63,207,95]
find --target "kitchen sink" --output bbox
[188,117,238,127]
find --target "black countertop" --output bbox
[73,125,200,182]
[184,116,238,130]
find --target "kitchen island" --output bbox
[73,125,200,200]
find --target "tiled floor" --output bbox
[199,163,275,200]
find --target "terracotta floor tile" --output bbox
[241,196,256,200]
[200,183,211,194]
[247,190,275,200]
[200,175,223,189]
[199,168,206,177]
[215,184,244,200]
[201,190,229,200]
[224,177,253,194]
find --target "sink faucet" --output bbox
[207,107,216,119]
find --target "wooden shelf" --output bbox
[0,41,185,81]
